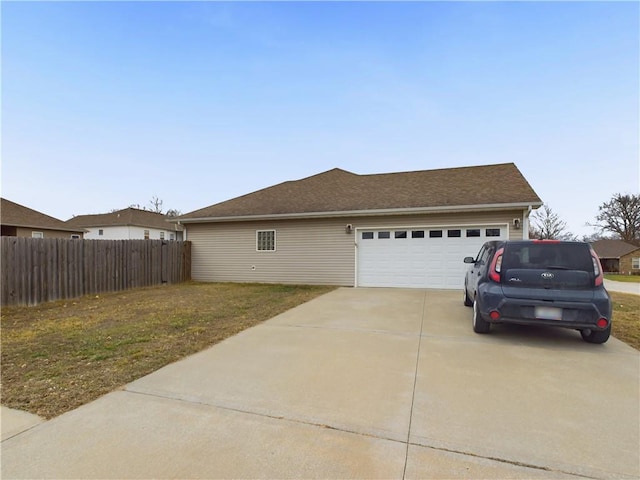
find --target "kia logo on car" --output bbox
[541,272,555,279]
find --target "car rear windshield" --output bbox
[502,242,593,272]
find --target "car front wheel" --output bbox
[472,298,491,334]
[580,325,611,344]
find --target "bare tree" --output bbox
[113,197,180,216]
[529,204,576,240]
[580,232,609,244]
[149,195,164,214]
[593,193,640,246]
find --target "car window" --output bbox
[475,246,487,264]
[479,246,492,265]
[503,243,592,271]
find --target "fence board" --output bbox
[0,238,192,306]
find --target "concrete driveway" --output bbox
[2,288,639,479]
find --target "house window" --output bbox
[98,229,104,236]
[144,230,150,240]
[70,235,80,239]
[632,258,640,269]
[466,229,481,237]
[411,230,425,238]
[394,231,407,239]
[160,232,165,240]
[362,232,374,240]
[31,231,44,238]
[486,228,501,237]
[170,233,175,241]
[257,230,276,251]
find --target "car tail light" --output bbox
[590,248,604,287]
[489,247,504,283]
[597,318,609,328]
[490,310,501,320]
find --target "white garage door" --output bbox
[357,226,507,289]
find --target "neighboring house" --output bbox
[1,198,85,239]
[176,163,543,289]
[591,239,640,275]
[66,207,183,241]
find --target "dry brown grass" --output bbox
[1,282,335,419]
[2,284,637,419]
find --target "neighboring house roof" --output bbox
[1,198,85,233]
[179,163,542,222]
[66,207,183,231]
[591,239,640,259]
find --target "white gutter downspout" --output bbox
[177,221,186,241]
[523,205,533,239]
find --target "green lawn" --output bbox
[605,274,640,283]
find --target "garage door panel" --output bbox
[357,226,506,289]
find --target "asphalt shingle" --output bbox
[180,163,542,220]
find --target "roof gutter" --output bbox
[174,201,544,224]
[6,223,88,233]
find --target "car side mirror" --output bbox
[463,257,476,264]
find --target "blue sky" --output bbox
[2,1,638,237]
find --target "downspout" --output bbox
[523,205,533,239]
[177,221,185,241]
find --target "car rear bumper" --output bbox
[478,287,612,330]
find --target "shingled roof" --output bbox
[1,198,85,233]
[591,239,640,259]
[179,163,542,222]
[66,208,183,232]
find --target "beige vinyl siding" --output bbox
[14,227,84,239]
[187,209,527,286]
[188,218,354,285]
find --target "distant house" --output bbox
[66,207,183,241]
[177,163,542,289]
[591,239,640,275]
[1,198,85,239]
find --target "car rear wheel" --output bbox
[463,284,473,307]
[473,298,491,333]
[580,325,611,344]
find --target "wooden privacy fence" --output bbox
[1,238,191,306]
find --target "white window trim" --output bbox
[31,231,44,238]
[632,257,640,269]
[256,230,276,252]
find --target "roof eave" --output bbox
[176,202,543,224]
[70,222,182,231]
[2,222,87,233]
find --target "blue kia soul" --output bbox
[463,240,612,343]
